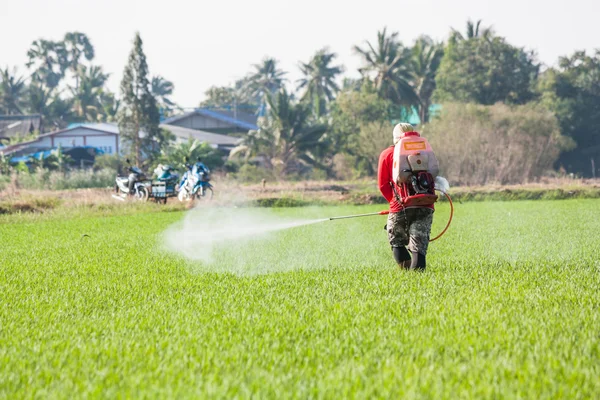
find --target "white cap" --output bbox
[393,123,415,144]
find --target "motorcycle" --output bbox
[113,159,151,201]
[178,161,214,202]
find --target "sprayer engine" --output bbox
[391,132,440,207]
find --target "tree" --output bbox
[118,32,162,166]
[539,50,600,176]
[230,90,329,176]
[71,65,109,122]
[27,83,74,130]
[330,83,394,175]
[450,19,493,42]
[26,39,67,90]
[423,103,574,184]
[410,36,444,123]
[200,77,258,113]
[151,75,177,116]
[63,32,95,91]
[247,58,287,114]
[435,24,539,105]
[354,28,419,107]
[297,48,343,118]
[0,67,26,115]
[160,138,224,170]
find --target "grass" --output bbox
[1,200,599,398]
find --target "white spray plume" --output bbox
[163,206,326,266]
[435,176,450,193]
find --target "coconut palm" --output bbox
[354,28,419,107]
[247,58,287,115]
[230,90,329,175]
[297,48,343,118]
[151,76,177,116]
[63,32,95,91]
[411,36,444,123]
[450,19,494,42]
[71,65,109,122]
[0,67,26,115]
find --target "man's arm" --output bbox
[378,151,394,203]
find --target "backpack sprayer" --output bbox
[328,131,454,243]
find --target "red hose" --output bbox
[430,191,454,242]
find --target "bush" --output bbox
[422,103,575,185]
[12,169,115,190]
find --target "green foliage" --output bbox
[230,90,330,177]
[539,50,600,177]
[297,48,343,118]
[423,102,575,184]
[0,67,26,115]
[160,138,224,170]
[435,22,539,105]
[70,65,110,122]
[330,84,393,176]
[354,28,419,107]
[411,36,444,123]
[151,75,178,116]
[118,32,163,166]
[1,201,599,397]
[247,58,287,113]
[93,154,123,174]
[12,168,114,190]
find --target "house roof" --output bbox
[0,124,119,155]
[163,108,258,131]
[0,114,42,139]
[161,124,241,146]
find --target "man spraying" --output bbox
[378,123,439,271]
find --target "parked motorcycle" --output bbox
[113,159,150,201]
[178,160,214,202]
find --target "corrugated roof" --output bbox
[161,124,241,146]
[163,108,258,131]
[0,115,42,139]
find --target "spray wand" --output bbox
[327,190,454,242]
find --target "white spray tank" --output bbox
[392,133,439,184]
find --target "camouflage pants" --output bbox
[387,208,434,255]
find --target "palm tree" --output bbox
[297,48,343,118]
[450,19,494,42]
[411,36,444,123]
[26,39,66,90]
[230,90,329,176]
[0,67,26,115]
[71,65,109,122]
[63,32,95,91]
[354,28,419,107]
[151,76,177,116]
[247,58,287,114]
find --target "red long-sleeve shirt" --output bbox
[378,145,434,212]
[378,146,403,213]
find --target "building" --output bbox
[0,122,241,160]
[1,123,120,158]
[162,124,240,152]
[163,108,258,135]
[0,115,42,144]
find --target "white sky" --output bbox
[1,0,599,107]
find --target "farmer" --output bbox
[378,123,434,271]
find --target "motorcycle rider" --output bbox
[179,157,209,191]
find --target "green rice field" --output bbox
[1,199,599,398]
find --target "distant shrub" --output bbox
[13,169,115,190]
[423,103,575,185]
